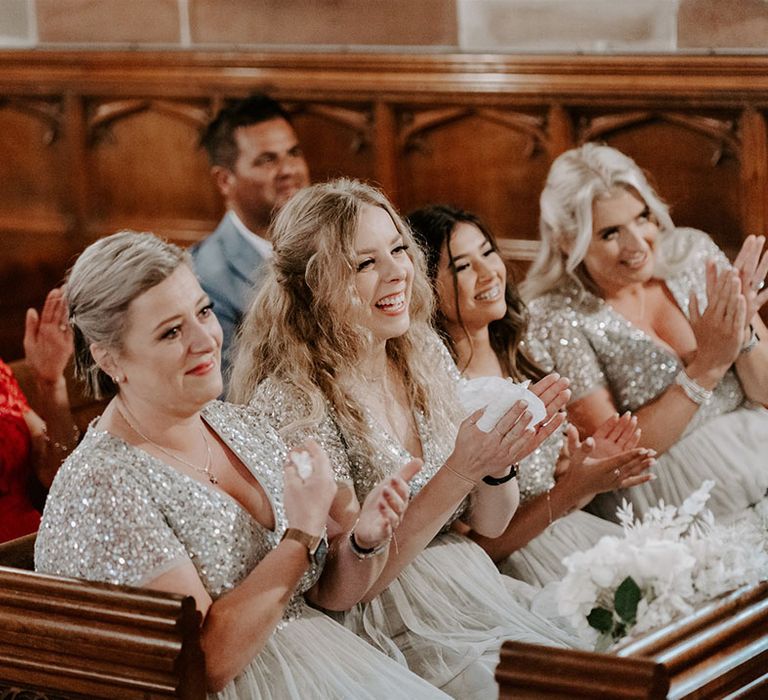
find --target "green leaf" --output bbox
[614,576,641,625]
[587,606,613,633]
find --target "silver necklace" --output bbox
[116,400,217,484]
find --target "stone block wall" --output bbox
[0,0,766,53]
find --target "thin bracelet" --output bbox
[674,369,712,405]
[443,463,477,487]
[740,324,760,355]
[545,487,554,526]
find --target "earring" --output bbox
[112,375,124,384]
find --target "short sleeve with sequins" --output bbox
[528,291,608,401]
[35,431,188,586]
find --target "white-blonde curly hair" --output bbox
[229,178,460,449]
[522,143,688,301]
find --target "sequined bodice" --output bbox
[35,401,319,621]
[252,335,470,526]
[528,228,746,436]
[253,379,469,522]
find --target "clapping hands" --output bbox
[449,372,569,483]
[352,459,422,551]
[733,234,768,329]
[689,261,746,371]
[23,287,73,384]
[283,439,338,536]
[556,414,655,508]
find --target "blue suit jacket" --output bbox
[190,215,268,388]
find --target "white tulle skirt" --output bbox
[217,605,448,699]
[588,405,768,522]
[499,510,622,587]
[334,532,584,700]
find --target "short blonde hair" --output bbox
[66,231,189,398]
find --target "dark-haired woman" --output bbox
[409,204,655,585]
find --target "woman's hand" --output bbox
[530,373,571,419]
[589,412,640,459]
[328,479,361,533]
[556,425,655,505]
[447,400,541,481]
[353,459,422,550]
[283,439,338,536]
[688,261,746,379]
[23,287,73,384]
[733,234,768,327]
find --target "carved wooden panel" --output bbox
[0,98,73,361]
[86,98,219,244]
[397,106,550,242]
[289,102,375,185]
[2,53,768,359]
[0,688,67,700]
[575,108,743,257]
[0,98,66,235]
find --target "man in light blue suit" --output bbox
[192,95,310,388]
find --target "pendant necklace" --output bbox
[116,399,217,484]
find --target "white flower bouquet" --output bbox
[552,481,768,651]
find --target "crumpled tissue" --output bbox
[458,376,547,432]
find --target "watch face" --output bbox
[313,536,329,569]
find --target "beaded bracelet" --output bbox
[674,369,712,406]
[42,423,81,453]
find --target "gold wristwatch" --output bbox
[281,528,328,567]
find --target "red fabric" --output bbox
[0,359,40,542]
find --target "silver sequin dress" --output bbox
[528,228,768,521]
[487,338,621,586]
[35,401,449,700]
[251,338,583,700]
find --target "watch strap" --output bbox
[281,528,322,560]
[482,463,518,486]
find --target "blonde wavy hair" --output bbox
[521,143,686,301]
[229,178,460,450]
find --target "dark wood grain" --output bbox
[2,51,768,358]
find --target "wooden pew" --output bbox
[0,534,205,699]
[496,581,768,699]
